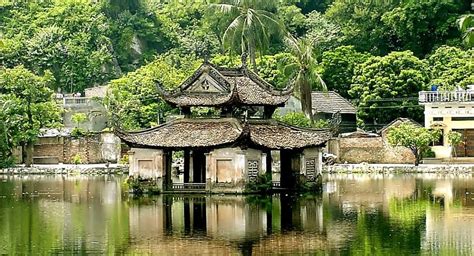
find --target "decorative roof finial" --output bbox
[241,52,248,68]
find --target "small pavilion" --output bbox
[116,59,331,193]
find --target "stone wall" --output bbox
[330,136,415,164]
[32,132,121,164]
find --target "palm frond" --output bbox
[210,3,239,14]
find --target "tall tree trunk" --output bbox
[413,149,420,166]
[248,41,257,72]
[300,78,313,120]
[25,141,34,167]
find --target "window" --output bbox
[433,117,443,122]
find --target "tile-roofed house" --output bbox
[311,91,357,133]
[311,91,356,114]
[117,58,330,193]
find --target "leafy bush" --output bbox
[245,173,273,194]
[71,127,87,138]
[72,154,83,165]
[119,154,129,165]
[387,123,440,165]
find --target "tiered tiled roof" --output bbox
[116,118,330,150]
[161,62,292,107]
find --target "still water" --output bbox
[1,173,474,255]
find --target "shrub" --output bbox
[72,154,83,165]
[245,173,273,194]
[119,154,129,165]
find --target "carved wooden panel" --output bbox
[305,158,316,181]
[247,160,259,182]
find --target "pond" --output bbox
[1,173,474,255]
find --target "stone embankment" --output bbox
[0,164,128,175]
[324,163,474,174]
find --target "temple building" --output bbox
[116,59,331,193]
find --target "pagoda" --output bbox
[116,57,331,193]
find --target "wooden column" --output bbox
[164,150,172,191]
[184,149,190,183]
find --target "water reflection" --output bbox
[2,174,474,254]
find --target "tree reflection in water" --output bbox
[1,174,474,254]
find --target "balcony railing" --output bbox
[419,91,474,103]
[61,97,93,106]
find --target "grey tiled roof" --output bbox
[311,91,356,114]
[116,118,330,150]
[162,63,292,107]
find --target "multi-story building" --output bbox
[419,89,474,159]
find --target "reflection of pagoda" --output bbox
[116,57,330,193]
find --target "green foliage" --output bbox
[304,11,344,53]
[245,173,273,194]
[0,66,62,166]
[349,51,429,128]
[274,111,311,127]
[273,111,329,128]
[71,127,87,138]
[119,154,129,165]
[71,113,88,127]
[458,14,474,48]
[72,154,83,165]
[387,123,440,165]
[211,0,285,70]
[105,55,200,130]
[126,176,161,195]
[313,119,330,129]
[212,53,294,89]
[320,46,371,99]
[447,130,463,157]
[380,1,463,56]
[427,46,474,90]
[0,1,117,93]
[284,36,326,118]
[326,0,467,56]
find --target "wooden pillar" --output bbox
[184,149,190,183]
[164,150,172,191]
[265,149,272,176]
[163,196,173,232]
[184,197,191,234]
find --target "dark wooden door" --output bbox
[454,129,474,157]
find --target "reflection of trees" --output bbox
[0,175,130,254]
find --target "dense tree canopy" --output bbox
[427,46,474,90]
[320,46,371,99]
[0,66,62,166]
[349,51,430,128]
[105,56,200,130]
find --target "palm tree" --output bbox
[283,35,326,120]
[211,0,284,71]
[458,14,473,48]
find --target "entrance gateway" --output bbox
[116,59,331,193]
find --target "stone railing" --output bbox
[419,91,474,103]
[172,183,206,190]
